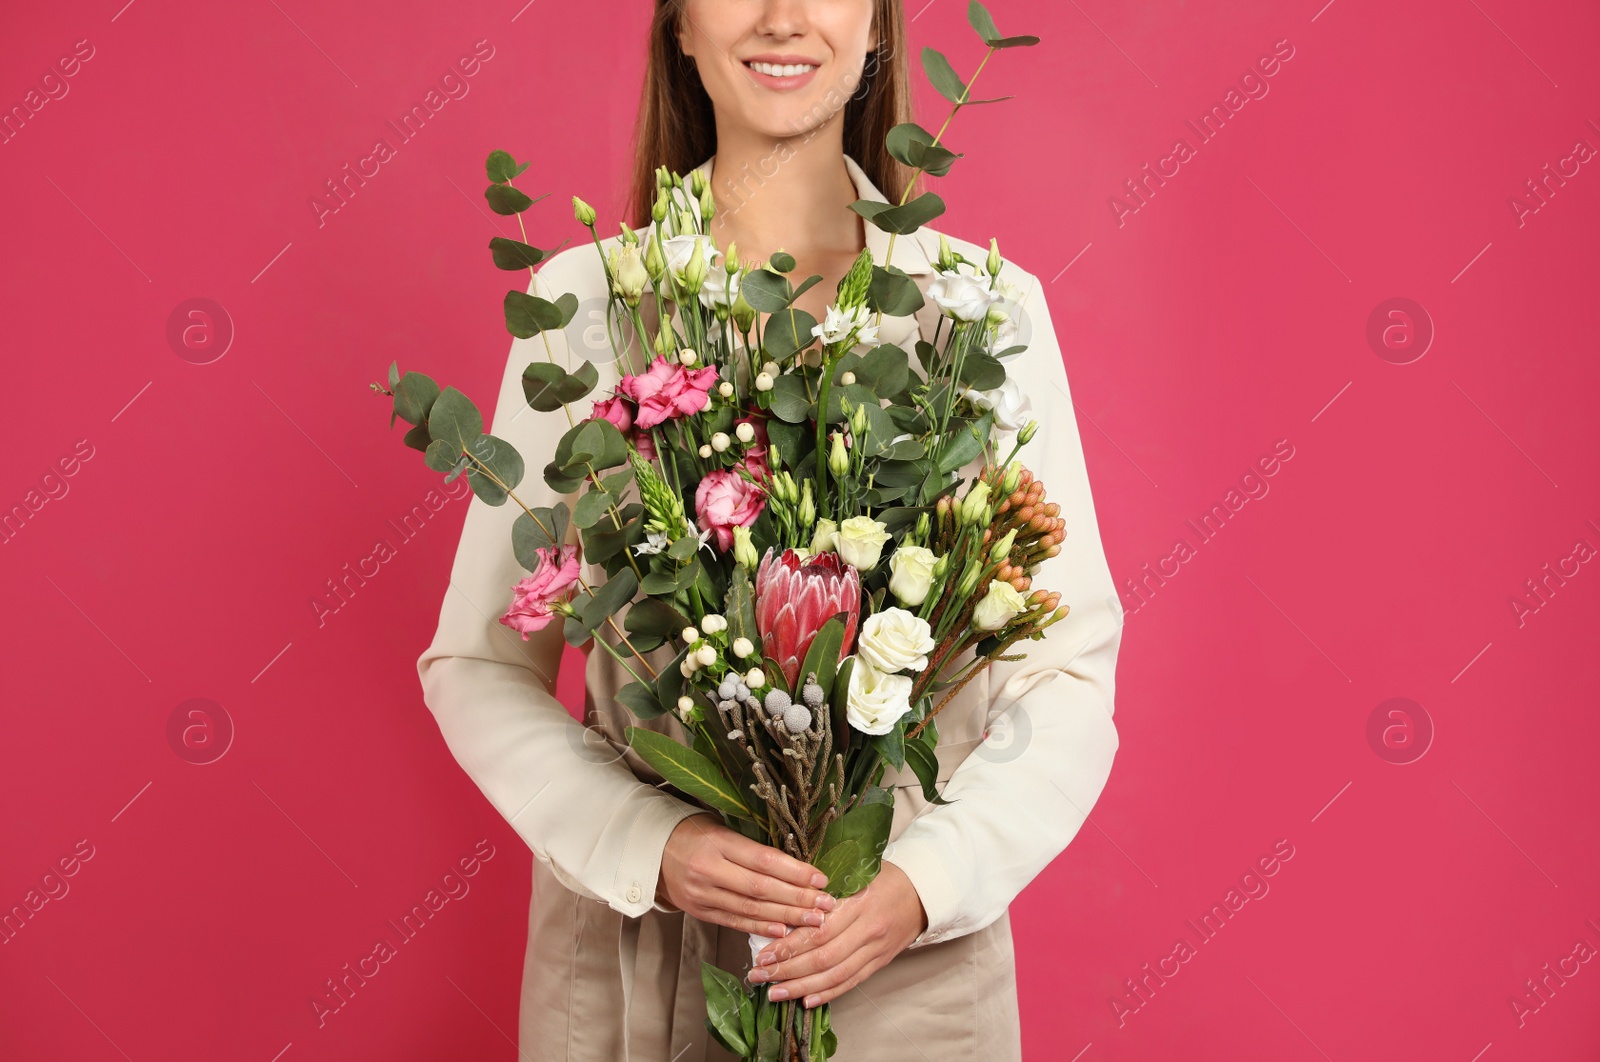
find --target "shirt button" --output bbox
[626,884,642,903]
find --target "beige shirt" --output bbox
[416,155,1122,1054]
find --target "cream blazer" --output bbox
[416,155,1122,1059]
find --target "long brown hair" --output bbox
[628,0,914,228]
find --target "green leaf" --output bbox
[575,568,638,630]
[967,0,1001,41]
[512,505,571,564]
[905,736,953,805]
[573,482,619,529]
[797,613,849,700]
[853,344,911,398]
[867,268,925,317]
[485,183,533,215]
[813,789,894,897]
[873,725,906,770]
[504,290,567,339]
[463,433,524,505]
[768,251,796,273]
[741,268,792,313]
[423,437,459,474]
[484,150,529,183]
[392,371,439,427]
[991,34,1041,49]
[522,360,599,411]
[757,1026,781,1062]
[489,236,551,271]
[655,645,690,720]
[616,680,667,720]
[957,350,1007,391]
[936,414,990,475]
[769,374,813,424]
[629,728,751,817]
[885,122,962,178]
[701,963,752,1057]
[921,47,968,104]
[851,193,946,235]
[763,308,819,360]
[427,387,483,452]
[624,598,688,642]
[581,501,643,568]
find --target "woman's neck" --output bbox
[706,122,864,262]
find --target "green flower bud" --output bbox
[725,242,740,274]
[828,432,849,477]
[914,512,930,544]
[732,287,756,332]
[932,553,949,578]
[938,233,957,272]
[989,527,1018,563]
[618,221,639,247]
[573,196,596,228]
[850,402,868,439]
[986,237,1002,277]
[798,478,816,528]
[644,236,665,281]
[1001,460,1022,495]
[954,558,982,599]
[1018,420,1039,445]
[836,248,874,311]
[656,166,672,190]
[652,189,669,224]
[768,443,782,470]
[683,237,708,291]
[678,209,698,235]
[699,183,715,224]
[653,326,675,355]
[959,481,991,526]
[690,169,707,196]
[610,245,648,305]
[732,525,759,572]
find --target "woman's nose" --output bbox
[755,0,810,39]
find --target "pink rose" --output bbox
[631,429,657,461]
[499,544,582,639]
[619,355,718,430]
[589,395,633,434]
[694,469,765,552]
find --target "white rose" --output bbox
[857,608,936,673]
[888,545,937,607]
[845,658,915,735]
[928,270,997,322]
[835,516,891,571]
[973,579,1029,631]
[810,518,839,554]
[963,376,1032,433]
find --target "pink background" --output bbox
[3,0,1598,1059]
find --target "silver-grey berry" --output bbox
[782,705,812,733]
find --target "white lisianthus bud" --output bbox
[755,372,774,392]
[732,637,754,659]
[573,196,597,227]
[959,482,991,527]
[735,422,755,444]
[835,516,891,571]
[798,479,815,528]
[810,518,839,554]
[857,608,936,673]
[695,644,718,667]
[937,233,958,272]
[973,580,1029,631]
[888,545,938,607]
[711,432,731,452]
[699,444,713,459]
[682,627,699,643]
[745,667,766,689]
[1018,420,1039,445]
[986,237,1002,277]
[840,371,857,386]
[611,245,649,306]
[828,432,849,477]
[719,381,734,398]
[845,658,915,735]
[679,347,699,366]
[732,526,759,572]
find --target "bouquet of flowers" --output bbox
[377,6,1062,1060]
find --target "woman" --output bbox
[415,0,1122,1058]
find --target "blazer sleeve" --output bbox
[881,268,1123,949]
[415,268,705,919]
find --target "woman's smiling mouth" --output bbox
[742,56,821,89]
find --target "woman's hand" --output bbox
[657,814,838,938]
[745,859,928,1009]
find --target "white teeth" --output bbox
[748,61,816,78]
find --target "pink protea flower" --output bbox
[499,544,581,639]
[618,355,718,431]
[588,395,633,434]
[695,469,765,552]
[754,547,862,688]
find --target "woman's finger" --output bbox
[755,893,859,966]
[758,927,878,1003]
[697,886,828,933]
[719,833,831,891]
[702,860,836,917]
